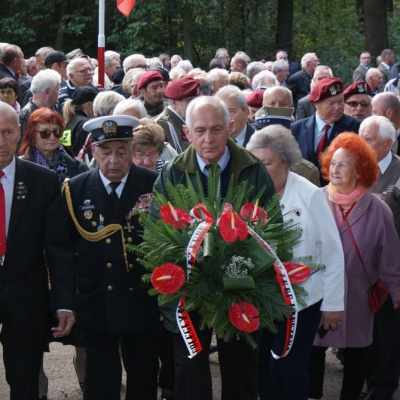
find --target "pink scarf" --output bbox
[327,182,366,225]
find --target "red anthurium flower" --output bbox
[229,302,260,332]
[151,263,186,294]
[276,262,311,284]
[160,202,192,229]
[240,201,268,224]
[190,203,214,223]
[218,210,248,242]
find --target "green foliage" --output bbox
[128,167,320,347]
[1,0,398,82]
[293,0,363,85]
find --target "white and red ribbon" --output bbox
[176,207,215,358]
[247,226,298,359]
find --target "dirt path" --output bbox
[0,343,398,399]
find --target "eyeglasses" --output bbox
[361,57,371,59]
[75,67,93,74]
[37,129,63,139]
[345,100,371,108]
[135,64,148,69]
[133,151,159,160]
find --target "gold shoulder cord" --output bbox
[62,179,129,271]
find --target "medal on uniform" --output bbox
[97,214,105,231]
[84,210,93,220]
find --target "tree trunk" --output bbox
[275,0,293,56]
[363,0,388,63]
[183,0,193,61]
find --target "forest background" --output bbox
[1,0,398,85]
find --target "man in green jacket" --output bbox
[152,96,275,400]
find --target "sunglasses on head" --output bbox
[37,129,63,139]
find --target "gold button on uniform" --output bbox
[106,263,112,268]
[127,237,133,243]
[128,287,134,291]
[107,285,113,291]
[128,264,133,269]
[106,238,111,244]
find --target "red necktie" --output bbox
[316,124,330,159]
[0,170,6,258]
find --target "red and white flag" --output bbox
[117,0,136,16]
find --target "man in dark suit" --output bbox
[287,52,319,107]
[378,49,395,92]
[216,84,255,147]
[0,44,24,81]
[63,115,160,400]
[353,51,371,82]
[0,102,75,399]
[275,50,300,82]
[359,116,400,400]
[157,76,201,153]
[292,77,361,185]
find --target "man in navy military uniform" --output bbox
[63,115,160,400]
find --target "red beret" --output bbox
[309,77,344,102]
[343,81,373,98]
[246,89,264,108]
[165,77,201,100]
[137,71,163,90]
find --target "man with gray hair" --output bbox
[93,91,125,117]
[252,70,278,90]
[170,55,182,68]
[151,95,275,400]
[272,60,290,87]
[18,69,61,136]
[247,61,266,86]
[359,115,400,400]
[93,54,121,90]
[123,54,148,72]
[19,47,54,103]
[58,57,94,112]
[366,68,383,96]
[207,68,229,95]
[287,52,320,107]
[215,47,230,68]
[216,85,254,146]
[296,65,333,121]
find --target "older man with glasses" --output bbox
[58,57,94,113]
[343,81,373,121]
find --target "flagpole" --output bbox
[98,0,105,89]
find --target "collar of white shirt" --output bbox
[98,169,129,198]
[196,146,230,176]
[378,151,392,174]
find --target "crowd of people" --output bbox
[0,40,400,400]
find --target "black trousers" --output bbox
[258,301,321,400]
[365,295,400,399]
[82,327,160,400]
[0,311,47,400]
[308,345,369,400]
[171,311,260,400]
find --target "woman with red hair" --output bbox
[308,132,400,399]
[19,107,87,185]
